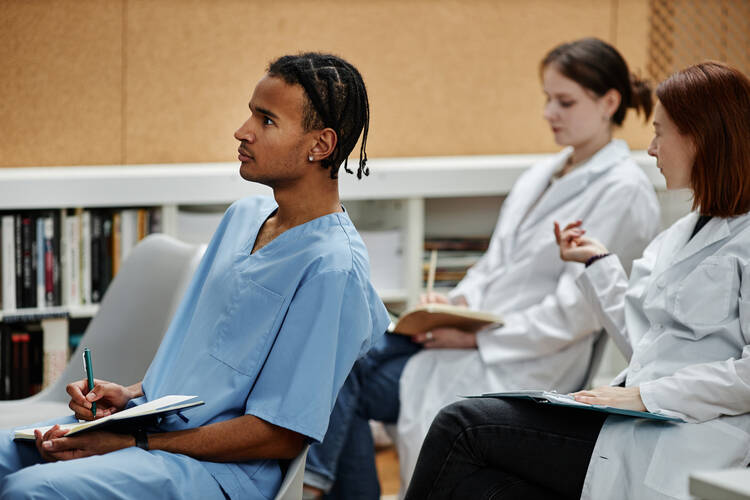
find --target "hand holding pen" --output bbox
[83,348,96,417]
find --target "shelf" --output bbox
[0,152,661,210]
[0,305,99,322]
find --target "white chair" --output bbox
[275,445,309,500]
[0,234,204,429]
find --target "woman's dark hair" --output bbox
[267,52,370,179]
[541,37,653,125]
[657,61,750,217]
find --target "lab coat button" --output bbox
[656,279,666,289]
[654,323,664,332]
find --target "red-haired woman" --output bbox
[404,61,750,500]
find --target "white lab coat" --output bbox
[396,140,662,486]
[577,211,750,500]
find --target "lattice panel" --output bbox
[648,0,750,82]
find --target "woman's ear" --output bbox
[602,89,622,120]
[308,128,338,163]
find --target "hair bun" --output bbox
[630,72,654,120]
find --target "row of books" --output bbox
[422,237,490,289]
[0,207,161,311]
[0,318,68,400]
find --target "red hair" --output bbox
[656,62,750,217]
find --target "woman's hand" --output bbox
[571,386,646,411]
[413,327,477,349]
[66,379,139,420]
[419,292,468,307]
[554,220,609,263]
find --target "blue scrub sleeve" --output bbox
[243,269,375,442]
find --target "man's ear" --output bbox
[309,128,337,163]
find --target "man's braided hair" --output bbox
[267,52,370,179]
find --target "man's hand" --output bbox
[571,386,646,411]
[35,426,134,462]
[66,379,141,420]
[413,327,477,349]
[553,220,609,264]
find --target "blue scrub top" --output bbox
[134,196,389,499]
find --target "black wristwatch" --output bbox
[133,429,149,451]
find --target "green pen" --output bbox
[83,347,96,417]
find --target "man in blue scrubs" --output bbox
[0,53,390,499]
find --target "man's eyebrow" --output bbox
[249,102,279,119]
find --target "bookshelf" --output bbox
[0,151,666,308]
[0,152,669,398]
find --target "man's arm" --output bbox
[38,414,305,462]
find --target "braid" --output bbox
[267,53,370,179]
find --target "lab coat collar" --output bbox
[653,212,732,274]
[519,139,631,231]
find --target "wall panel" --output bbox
[0,1,123,166]
[2,0,655,167]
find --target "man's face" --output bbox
[234,75,313,186]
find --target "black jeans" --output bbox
[404,397,606,500]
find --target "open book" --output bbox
[389,303,503,336]
[468,390,683,423]
[14,395,204,441]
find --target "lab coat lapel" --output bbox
[671,216,731,265]
[520,140,629,232]
[496,150,568,238]
[651,214,732,276]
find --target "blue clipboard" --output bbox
[466,390,684,423]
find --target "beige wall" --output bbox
[0,0,653,167]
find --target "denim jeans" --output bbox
[305,332,421,499]
[404,397,606,500]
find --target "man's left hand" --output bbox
[413,327,477,349]
[35,427,134,462]
[571,386,646,411]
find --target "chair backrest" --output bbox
[274,445,309,500]
[580,328,608,390]
[41,234,204,401]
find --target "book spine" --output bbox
[0,326,9,399]
[111,212,121,277]
[149,206,162,234]
[80,210,91,305]
[1,216,16,311]
[11,331,30,399]
[36,216,46,307]
[101,213,112,297]
[44,216,55,306]
[66,214,81,306]
[137,208,147,241]
[41,317,68,389]
[52,211,62,306]
[28,326,43,396]
[90,211,102,303]
[21,214,36,309]
[14,215,22,308]
[60,210,70,306]
[120,209,137,264]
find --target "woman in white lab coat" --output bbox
[394,38,661,485]
[404,61,750,500]
[303,38,660,499]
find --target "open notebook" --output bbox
[468,390,684,423]
[14,395,204,441]
[389,303,503,336]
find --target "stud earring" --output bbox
[308,154,314,162]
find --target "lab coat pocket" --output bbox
[644,420,750,498]
[210,276,284,376]
[674,257,738,326]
